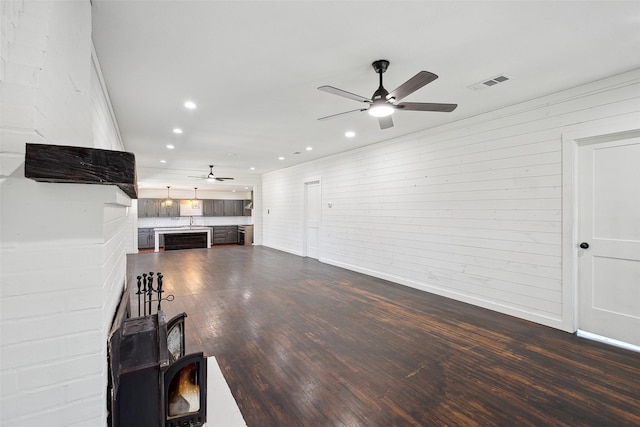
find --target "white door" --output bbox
[304,181,320,259]
[578,136,640,347]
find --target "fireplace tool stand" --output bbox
[136,272,175,317]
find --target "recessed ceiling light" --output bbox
[345,131,356,138]
[166,144,175,149]
[306,146,313,151]
[160,160,167,163]
[244,187,249,190]
[250,167,255,170]
[184,101,197,109]
[278,156,285,160]
[173,128,183,134]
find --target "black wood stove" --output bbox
[108,274,207,427]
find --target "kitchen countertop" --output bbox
[153,226,211,231]
[153,227,212,252]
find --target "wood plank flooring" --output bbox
[127,246,640,427]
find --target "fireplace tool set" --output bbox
[136,272,175,317]
[108,271,207,427]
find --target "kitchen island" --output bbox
[154,227,212,252]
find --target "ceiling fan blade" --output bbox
[387,71,438,103]
[378,115,394,129]
[318,85,371,103]
[396,102,457,112]
[318,108,367,121]
[215,177,234,181]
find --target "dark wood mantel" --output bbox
[24,143,138,199]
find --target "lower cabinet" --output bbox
[138,228,156,249]
[225,226,238,244]
[138,229,152,249]
[138,229,163,250]
[212,225,238,245]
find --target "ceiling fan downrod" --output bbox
[370,60,393,117]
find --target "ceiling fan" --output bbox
[189,165,234,182]
[318,59,457,129]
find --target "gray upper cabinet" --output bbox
[223,200,243,216]
[213,200,224,216]
[202,200,214,216]
[203,200,224,217]
[138,199,160,217]
[139,198,248,217]
[158,200,180,217]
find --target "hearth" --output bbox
[108,274,207,427]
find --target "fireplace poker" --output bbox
[142,273,148,315]
[147,272,154,315]
[136,275,143,317]
[157,273,164,312]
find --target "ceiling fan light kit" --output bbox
[318,59,457,129]
[368,101,394,117]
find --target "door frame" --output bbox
[561,113,640,336]
[303,177,321,258]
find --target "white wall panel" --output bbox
[262,68,640,331]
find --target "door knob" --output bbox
[579,242,589,249]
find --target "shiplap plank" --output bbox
[262,70,640,327]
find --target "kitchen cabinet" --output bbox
[212,225,238,245]
[223,200,243,217]
[139,198,246,217]
[159,200,180,217]
[138,199,178,217]
[225,226,238,244]
[213,227,227,245]
[202,200,214,216]
[213,200,224,216]
[138,228,164,249]
[138,199,160,217]
[203,200,224,217]
[138,228,153,249]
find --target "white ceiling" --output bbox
[91,1,640,192]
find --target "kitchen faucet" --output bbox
[190,216,194,228]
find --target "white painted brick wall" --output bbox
[1,180,131,427]
[1,1,131,426]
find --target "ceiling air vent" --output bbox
[468,74,513,91]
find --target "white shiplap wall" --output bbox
[262,68,640,331]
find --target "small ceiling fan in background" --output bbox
[189,165,235,182]
[318,59,457,129]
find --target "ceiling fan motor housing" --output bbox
[372,60,391,102]
[372,59,389,74]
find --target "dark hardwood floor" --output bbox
[127,246,640,427]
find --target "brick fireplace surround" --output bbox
[1,1,135,425]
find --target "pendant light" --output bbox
[191,187,200,209]
[165,186,173,208]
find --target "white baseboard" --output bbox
[576,330,640,353]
